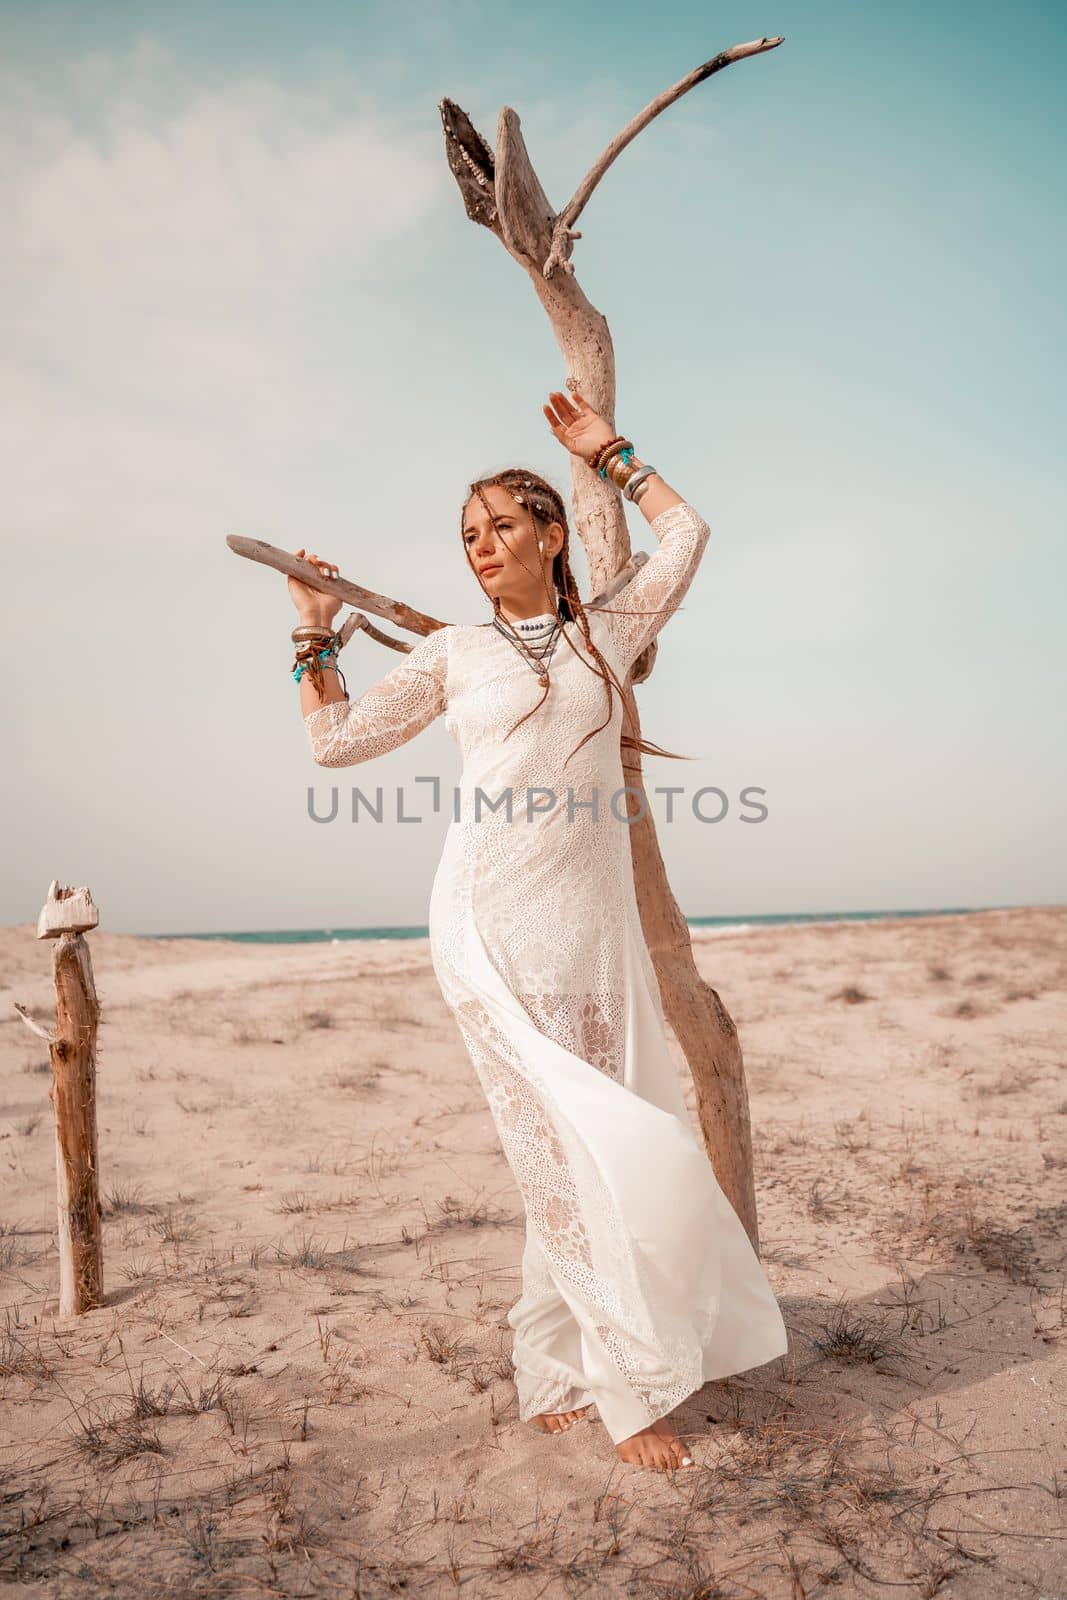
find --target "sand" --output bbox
[1,905,1065,1598]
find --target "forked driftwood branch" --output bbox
[541,38,783,279]
[438,37,784,1249]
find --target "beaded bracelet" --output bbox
[589,435,630,471]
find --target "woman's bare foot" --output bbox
[530,1404,591,1434]
[615,1416,694,1472]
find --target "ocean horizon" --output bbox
[147,906,1018,944]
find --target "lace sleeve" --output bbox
[594,500,711,675]
[303,625,449,767]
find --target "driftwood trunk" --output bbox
[16,882,104,1316]
[49,932,103,1315]
[438,38,782,1248]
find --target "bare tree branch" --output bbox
[13,1001,54,1043]
[544,37,784,277]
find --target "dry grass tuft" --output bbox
[957,1209,1036,1282]
[331,1065,384,1093]
[69,1407,166,1471]
[273,1230,331,1270]
[811,1298,911,1369]
[834,985,871,1004]
[424,1192,521,1234]
[898,1181,1039,1284]
[150,1207,201,1245]
[419,1323,469,1365]
[301,1008,335,1029]
[102,1181,160,1218]
[0,1328,55,1381]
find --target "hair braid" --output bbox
[461,468,690,773]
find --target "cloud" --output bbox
[0,40,445,542]
[4,39,441,285]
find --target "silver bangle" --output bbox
[623,464,658,502]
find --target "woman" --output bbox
[286,388,789,1473]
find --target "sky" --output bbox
[2,0,1065,935]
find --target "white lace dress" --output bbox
[304,500,788,1443]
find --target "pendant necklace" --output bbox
[492,610,562,688]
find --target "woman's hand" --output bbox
[288,548,343,626]
[543,388,616,465]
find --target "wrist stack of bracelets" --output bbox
[588,436,658,502]
[292,430,655,691]
[291,624,349,695]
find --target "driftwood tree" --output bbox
[230,36,782,1250]
[437,38,783,1249]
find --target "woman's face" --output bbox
[462,484,544,598]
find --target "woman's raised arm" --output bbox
[541,392,711,676]
[302,627,450,768]
[592,498,711,676]
[287,543,449,768]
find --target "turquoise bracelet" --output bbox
[599,446,634,480]
[293,645,336,684]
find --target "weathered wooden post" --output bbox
[14,881,103,1316]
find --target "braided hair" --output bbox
[462,468,690,773]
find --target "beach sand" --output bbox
[1,905,1065,1597]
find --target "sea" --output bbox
[149,907,1004,945]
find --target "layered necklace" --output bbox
[492,608,563,688]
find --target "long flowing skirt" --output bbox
[427,811,789,1445]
